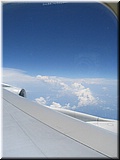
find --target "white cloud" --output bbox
[59,82,70,91]
[36,75,71,93]
[49,102,62,108]
[2,68,117,119]
[72,82,85,90]
[71,84,97,107]
[75,88,98,107]
[49,101,76,110]
[35,97,47,105]
[3,68,36,84]
[36,75,61,85]
[3,67,117,111]
[35,97,76,110]
[2,68,99,107]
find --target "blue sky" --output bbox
[2,2,118,119]
[3,2,118,78]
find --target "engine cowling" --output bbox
[2,83,26,97]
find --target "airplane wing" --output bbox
[2,85,118,158]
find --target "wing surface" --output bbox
[2,88,118,158]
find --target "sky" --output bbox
[3,2,118,78]
[2,2,118,120]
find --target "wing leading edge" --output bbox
[2,88,118,158]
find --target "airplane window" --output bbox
[3,2,118,119]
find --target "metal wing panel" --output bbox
[3,100,46,157]
[2,89,118,158]
[3,99,106,158]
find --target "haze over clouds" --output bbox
[3,68,118,119]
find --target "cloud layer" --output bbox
[3,68,118,119]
